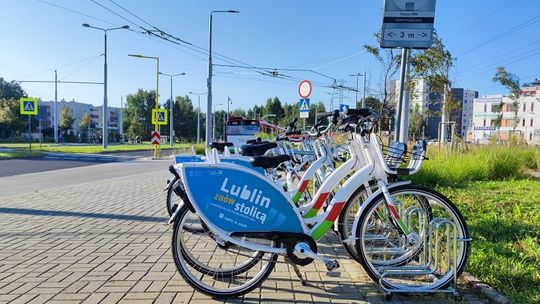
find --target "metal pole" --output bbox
[206,14,213,148]
[399,57,411,143]
[355,74,359,106]
[28,115,31,151]
[119,95,123,143]
[170,76,174,147]
[197,95,201,144]
[223,111,226,140]
[395,48,409,142]
[363,71,367,107]
[103,31,108,148]
[154,57,160,158]
[54,70,58,144]
[213,105,216,142]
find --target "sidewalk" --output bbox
[0,170,487,303]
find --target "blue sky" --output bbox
[1,0,539,112]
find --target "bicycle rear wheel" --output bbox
[171,204,277,298]
[354,185,470,290]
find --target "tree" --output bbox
[59,107,75,133]
[171,95,198,142]
[0,78,25,100]
[409,32,455,141]
[79,112,92,141]
[124,89,156,140]
[492,67,522,136]
[364,33,400,112]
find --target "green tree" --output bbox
[170,95,198,142]
[492,66,521,133]
[0,78,25,100]
[364,33,400,111]
[124,89,155,140]
[59,107,74,133]
[0,78,27,138]
[409,32,456,140]
[79,112,92,141]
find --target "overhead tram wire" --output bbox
[91,0,342,87]
[96,0,288,77]
[459,48,540,81]
[446,0,516,41]
[36,0,120,27]
[15,54,102,80]
[59,56,102,81]
[455,14,540,57]
[457,37,540,75]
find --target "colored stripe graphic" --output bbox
[311,202,345,240]
[292,180,310,203]
[303,192,330,218]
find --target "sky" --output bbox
[1,0,539,113]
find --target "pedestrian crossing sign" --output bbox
[151,109,168,125]
[299,98,310,119]
[19,97,38,115]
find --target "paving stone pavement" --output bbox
[0,170,487,303]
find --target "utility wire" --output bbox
[446,0,516,41]
[456,14,540,57]
[36,0,120,27]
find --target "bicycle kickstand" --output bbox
[285,257,307,286]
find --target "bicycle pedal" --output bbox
[325,260,340,271]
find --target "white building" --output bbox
[517,82,540,145]
[451,88,479,137]
[390,78,430,113]
[470,85,540,145]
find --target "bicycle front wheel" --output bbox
[354,184,470,290]
[171,204,277,298]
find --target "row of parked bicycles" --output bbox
[164,108,471,299]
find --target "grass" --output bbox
[409,144,540,303]
[0,142,206,154]
[0,150,44,159]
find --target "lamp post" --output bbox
[207,10,239,148]
[128,54,160,158]
[189,92,207,144]
[82,23,129,148]
[160,72,186,146]
[213,103,223,141]
[349,72,366,108]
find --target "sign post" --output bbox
[380,0,437,143]
[298,80,312,130]
[20,97,38,151]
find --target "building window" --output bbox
[484,104,487,112]
[532,102,534,112]
[530,133,533,141]
[523,103,526,111]
[531,119,534,127]
[523,119,526,127]
[483,119,487,127]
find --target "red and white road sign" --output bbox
[151,131,161,145]
[298,80,312,99]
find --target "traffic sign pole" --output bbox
[28,115,31,152]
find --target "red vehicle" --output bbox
[225,116,279,146]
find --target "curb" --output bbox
[461,272,510,304]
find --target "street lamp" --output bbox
[128,54,160,158]
[189,92,207,144]
[82,23,129,148]
[207,10,239,148]
[349,72,366,108]
[160,72,186,146]
[213,103,223,141]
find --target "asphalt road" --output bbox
[0,150,160,178]
[0,158,171,198]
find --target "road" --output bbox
[0,150,168,178]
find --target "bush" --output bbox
[410,144,539,186]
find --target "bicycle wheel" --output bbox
[339,182,432,264]
[171,204,277,298]
[166,177,180,216]
[354,184,470,290]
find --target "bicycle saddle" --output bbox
[210,141,234,152]
[240,142,278,156]
[250,155,291,169]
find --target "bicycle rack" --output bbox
[375,217,471,300]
